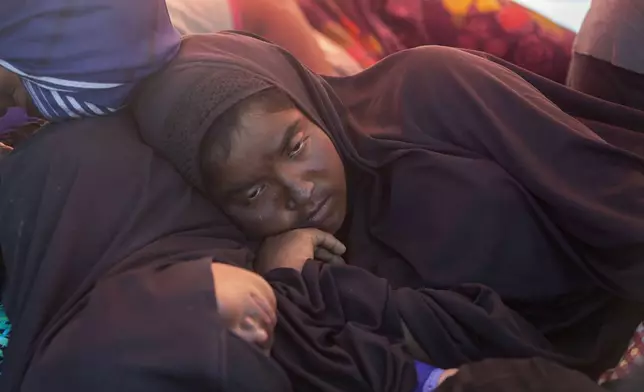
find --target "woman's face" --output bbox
[205,102,347,238]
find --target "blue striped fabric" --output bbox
[0,0,181,121]
[2,60,124,120]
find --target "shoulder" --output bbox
[388,46,509,79]
[5,115,147,169]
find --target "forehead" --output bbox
[213,107,302,185]
[230,106,300,158]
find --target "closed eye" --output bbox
[247,184,265,201]
[288,136,307,158]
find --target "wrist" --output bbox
[414,361,446,392]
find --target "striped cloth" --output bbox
[0,0,180,122]
[0,59,124,120]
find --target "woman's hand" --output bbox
[211,263,277,355]
[0,141,12,158]
[255,228,346,274]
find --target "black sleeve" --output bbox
[267,261,417,392]
[21,259,290,392]
[395,285,578,369]
[266,261,577,391]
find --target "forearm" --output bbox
[236,0,336,75]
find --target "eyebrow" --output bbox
[279,118,301,154]
[223,118,302,199]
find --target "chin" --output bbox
[325,209,345,234]
[327,200,347,234]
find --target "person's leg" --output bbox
[166,0,336,75]
[234,0,336,75]
[567,53,644,111]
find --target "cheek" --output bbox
[227,202,295,238]
[319,139,346,187]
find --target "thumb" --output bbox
[311,230,346,256]
[314,248,346,265]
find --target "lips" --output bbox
[307,195,332,227]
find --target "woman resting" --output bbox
[133,32,644,379]
[0,95,616,390]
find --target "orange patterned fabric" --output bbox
[299,0,575,83]
[599,322,644,384]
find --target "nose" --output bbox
[285,178,314,210]
[278,164,314,210]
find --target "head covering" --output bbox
[0,0,179,123]
[135,32,644,378]
[134,31,363,194]
[0,114,291,391]
[137,63,273,191]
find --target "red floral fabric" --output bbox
[299,0,575,83]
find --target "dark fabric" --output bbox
[135,32,644,378]
[567,53,644,112]
[267,260,611,391]
[267,262,416,392]
[137,65,272,191]
[436,357,606,392]
[0,111,581,392]
[0,115,291,391]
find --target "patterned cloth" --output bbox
[298,0,576,83]
[0,304,10,375]
[599,322,644,384]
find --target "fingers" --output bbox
[311,230,346,256]
[327,255,346,265]
[0,142,13,158]
[439,369,459,385]
[314,248,346,265]
[250,293,277,329]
